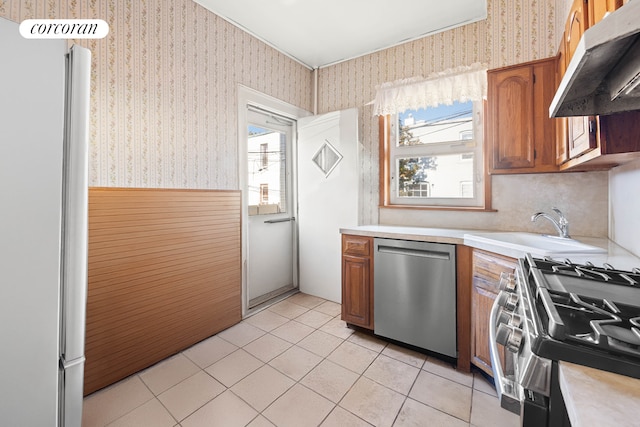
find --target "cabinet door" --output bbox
[565,0,588,68]
[556,37,569,165]
[341,234,373,329]
[488,58,558,173]
[488,66,535,170]
[568,116,597,158]
[471,250,517,376]
[342,255,372,329]
[564,0,596,161]
[588,0,623,26]
[472,286,502,373]
[532,59,559,171]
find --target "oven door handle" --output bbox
[489,295,522,414]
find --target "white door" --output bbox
[246,107,297,308]
[298,108,360,303]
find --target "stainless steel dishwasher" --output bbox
[374,238,456,358]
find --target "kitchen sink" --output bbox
[463,232,607,258]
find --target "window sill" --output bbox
[380,204,497,213]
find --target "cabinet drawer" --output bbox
[342,235,372,257]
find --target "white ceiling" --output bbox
[194,0,488,69]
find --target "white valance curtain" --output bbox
[372,62,488,116]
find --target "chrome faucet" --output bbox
[531,207,570,238]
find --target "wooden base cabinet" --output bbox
[341,234,374,330]
[471,249,517,376]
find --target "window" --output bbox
[260,143,268,169]
[260,183,269,204]
[381,100,490,209]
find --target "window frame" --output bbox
[379,102,493,211]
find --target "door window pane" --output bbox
[248,126,287,215]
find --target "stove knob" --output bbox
[495,323,524,353]
[497,309,511,326]
[497,310,522,328]
[499,272,517,292]
[507,327,523,353]
[496,290,519,312]
[509,313,523,328]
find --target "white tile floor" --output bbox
[82,293,519,427]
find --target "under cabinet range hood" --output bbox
[550,0,640,117]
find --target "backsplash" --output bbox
[610,159,640,257]
[0,0,312,189]
[380,172,609,238]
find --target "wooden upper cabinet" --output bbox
[562,111,640,170]
[567,116,597,158]
[488,65,534,170]
[588,0,623,27]
[561,0,598,162]
[556,37,569,165]
[565,0,588,69]
[487,57,558,174]
[556,0,640,170]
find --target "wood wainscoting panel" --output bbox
[84,188,242,395]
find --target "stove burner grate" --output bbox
[538,258,640,288]
[546,292,640,358]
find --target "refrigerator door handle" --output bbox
[60,356,86,371]
[59,44,91,427]
[59,44,91,363]
[59,356,86,427]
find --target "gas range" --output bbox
[521,255,640,378]
[489,254,640,426]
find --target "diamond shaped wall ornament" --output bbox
[312,139,343,177]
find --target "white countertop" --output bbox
[340,225,640,268]
[340,225,471,244]
[559,361,640,427]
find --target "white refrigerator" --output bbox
[0,17,91,427]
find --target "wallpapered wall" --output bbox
[0,0,313,189]
[315,0,609,236]
[1,0,611,236]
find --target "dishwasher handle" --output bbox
[377,245,450,260]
